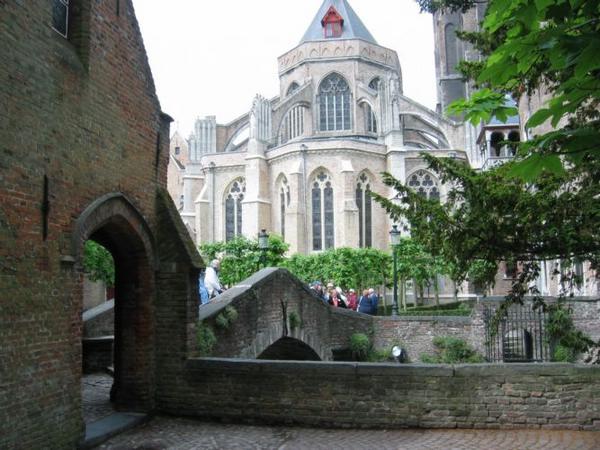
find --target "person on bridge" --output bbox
[346,289,358,311]
[358,288,377,315]
[328,289,347,308]
[204,259,224,299]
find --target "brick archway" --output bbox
[74,193,157,412]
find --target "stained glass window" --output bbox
[407,170,441,202]
[52,0,69,37]
[225,178,245,241]
[356,173,372,247]
[319,74,351,132]
[311,172,334,251]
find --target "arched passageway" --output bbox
[258,337,321,361]
[75,194,157,414]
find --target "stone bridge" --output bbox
[198,268,374,361]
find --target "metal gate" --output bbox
[483,303,551,363]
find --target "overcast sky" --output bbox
[132,0,437,138]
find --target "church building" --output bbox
[169,0,473,255]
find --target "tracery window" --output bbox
[279,177,291,240]
[408,170,440,201]
[311,171,335,251]
[319,74,352,132]
[281,105,305,144]
[356,173,372,248]
[52,0,69,37]
[225,178,245,241]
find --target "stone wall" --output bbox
[164,359,600,431]
[372,315,485,361]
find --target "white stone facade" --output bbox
[176,1,468,257]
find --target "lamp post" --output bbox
[258,229,269,270]
[390,224,401,317]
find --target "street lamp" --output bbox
[390,224,401,317]
[258,229,269,269]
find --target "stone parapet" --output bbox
[164,359,600,431]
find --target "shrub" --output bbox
[215,306,239,330]
[288,311,301,330]
[547,303,594,361]
[420,336,484,364]
[224,306,239,322]
[350,333,371,361]
[196,321,217,356]
[215,313,230,330]
[553,344,576,363]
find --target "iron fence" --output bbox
[483,303,551,363]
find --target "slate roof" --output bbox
[300,0,377,45]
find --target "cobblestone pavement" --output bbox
[82,373,115,423]
[97,416,600,450]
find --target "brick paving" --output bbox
[83,373,115,424]
[97,416,600,449]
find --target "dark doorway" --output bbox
[75,194,157,422]
[258,337,321,361]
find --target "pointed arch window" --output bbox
[281,105,305,144]
[408,170,440,201]
[279,177,290,240]
[368,78,381,91]
[311,171,335,251]
[287,82,300,96]
[225,178,245,241]
[364,103,377,133]
[319,74,352,132]
[356,173,372,247]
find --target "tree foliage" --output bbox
[83,240,115,287]
[372,155,600,291]
[427,0,600,179]
[283,247,391,291]
[199,235,289,286]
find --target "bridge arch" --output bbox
[258,337,321,361]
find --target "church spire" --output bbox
[300,0,377,45]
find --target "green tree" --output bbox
[372,0,600,306]
[199,235,289,286]
[283,247,391,295]
[420,0,600,179]
[83,240,115,287]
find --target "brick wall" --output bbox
[372,315,485,362]
[165,359,600,431]
[0,1,201,448]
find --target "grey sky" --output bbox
[132,0,437,138]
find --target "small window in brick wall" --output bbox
[175,146,181,155]
[52,0,69,37]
